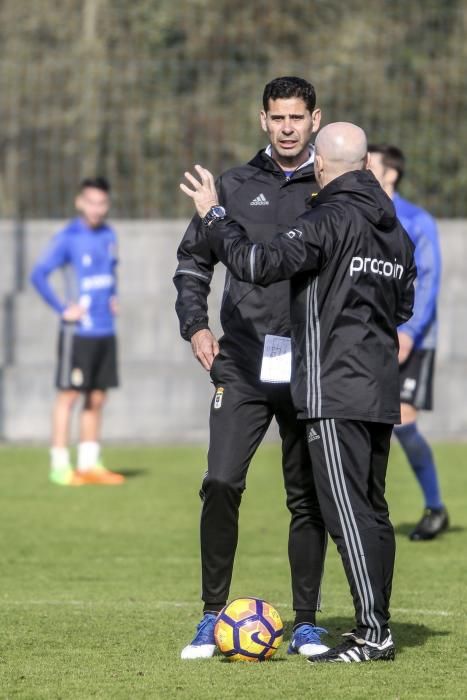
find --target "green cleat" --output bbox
[49,467,84,486]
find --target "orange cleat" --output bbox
[76,465,125,485]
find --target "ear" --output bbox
[260,110,268,134]
[364,153,371,169]
[313,154,324,188]
[311,108,322,133]
[387,166,399,187]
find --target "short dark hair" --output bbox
[79,176,111,194]
[262,76,317,113]
[368,144,405,186]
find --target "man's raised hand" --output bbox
[180,165,219,218]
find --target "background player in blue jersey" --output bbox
[30,177,124,486]
[369,144,449,540]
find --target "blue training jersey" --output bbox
[394,193,441,350]
[30,217,118,337]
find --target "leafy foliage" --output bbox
[0,0,465,216]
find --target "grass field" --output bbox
[0,441,466,699]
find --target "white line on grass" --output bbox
[0,599,457,618]
[139,601,456,618]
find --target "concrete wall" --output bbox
[1,219,225,442]
[1,218,466,442]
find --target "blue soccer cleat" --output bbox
[288,624,329,657]
[180,613,217,659]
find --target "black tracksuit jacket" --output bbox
[205,169,417,424]
[174,149,318,374]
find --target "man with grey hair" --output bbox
[180,122,417,663]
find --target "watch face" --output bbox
[203,205,226,226]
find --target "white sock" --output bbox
[77,442,100,471]
[50,447,70,471]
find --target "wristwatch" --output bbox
[202,205,226,227]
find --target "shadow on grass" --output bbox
[282,616,448,651]
[213,617,447,663]
[113,468,149,479]
[394,522,464,537]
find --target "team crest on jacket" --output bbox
[71,368,84,387]
[214,387,224,410]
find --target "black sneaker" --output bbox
[409,507,449,541]
[307,631,395,663]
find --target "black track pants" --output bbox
[201,354,326,612]
[306,418,395,643]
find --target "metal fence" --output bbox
[0,0,466,218]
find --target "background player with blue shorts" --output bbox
[369,145,449,540]
[30,177,124,486]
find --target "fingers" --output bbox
[185,170,203,189]
[179,170,202,198]
[179,182,195,197]
[191,330,219,371]
[199,341,220,370]
[194,164,215,188]
[197,352,213,371]
[193,345,215,371]
[180,165,215,194]
[62,305,84,322]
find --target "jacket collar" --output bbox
[248,147,315,178]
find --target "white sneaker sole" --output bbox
[180,643,216,659]
[298,643,330,656]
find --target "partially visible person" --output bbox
[174,77,328,660]
[368,144,448,541]
[180,122,416,663]
[30,177,124,486]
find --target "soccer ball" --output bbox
[214,597,283,661]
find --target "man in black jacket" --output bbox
[180,122,416,663]
[174,77,329,659]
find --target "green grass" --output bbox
[0,442,466,699]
